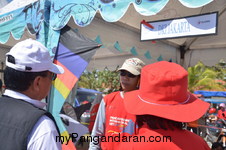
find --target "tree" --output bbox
[78,67,120,94]
[211,59,226,89]
[79,61,225,94]
[188,61,225,92]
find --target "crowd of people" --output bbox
[0,39,225,150]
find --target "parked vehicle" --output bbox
[75,88,102,106]
[76,88,103,132]
[62,88,103,131]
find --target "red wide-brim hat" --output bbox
[124,61,210,123]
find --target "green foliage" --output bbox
[78,67,120,94]
[79,61,226,94]
[188,61,225,92]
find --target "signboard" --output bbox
[141,12,218,41]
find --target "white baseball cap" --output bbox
[118,58,145,75]
[6,39,64,74]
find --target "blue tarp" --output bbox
[204,99,226,104]
[194,90,226,98]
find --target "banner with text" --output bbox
[141,12,218,41]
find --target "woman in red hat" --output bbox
[120,61,210,150]
[89,58,145,150]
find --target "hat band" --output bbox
[6,61,28,71]
[138,94,190,106]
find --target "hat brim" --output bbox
[124,90,209,122]
[49,64,64,74]
[118,67,140,75]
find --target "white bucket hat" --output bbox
[118,58,145,75]
[6,39,64,74]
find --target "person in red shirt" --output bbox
[120,61,210,150]
[89,58,145,150]
[217,103,226,120]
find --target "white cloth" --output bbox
[4,89,62,150]
[60,114,89,144]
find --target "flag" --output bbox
[157,55,163,61]
[114,41,123,52]
[130,46,138,56]
[144,50,152,59]
[48,26,100,149]
[95,35,104,48]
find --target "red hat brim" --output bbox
[124,90,210,122]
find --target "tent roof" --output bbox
[0,0,38,15]
[0,0,217,45]
[111,0,226,50]
[77,0,226,69]
[0,0,225,69]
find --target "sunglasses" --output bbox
[47,72,57,81]
[120,70,137,78]
[51,73,57,81]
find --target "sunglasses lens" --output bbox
[120,71,136,78]
[52,73,57,81]
[127,73,136,78]
[120,71,127,76]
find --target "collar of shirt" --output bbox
[3,89,47,109]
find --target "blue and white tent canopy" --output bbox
[0,0,213,43]
[0,0,226,69]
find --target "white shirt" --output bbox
[4,89,62,150]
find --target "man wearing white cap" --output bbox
[0,39,64,150]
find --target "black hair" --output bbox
[211,142,223,150]
[4,67,48,92]
[136,115,185,130]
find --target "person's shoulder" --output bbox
[106,91,120,96]
[28,115,61,149]
[104,91,120,99]
[103,91,121,104]
[38,115,57,126]
[30,115,58,138]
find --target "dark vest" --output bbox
[0,96,60,150]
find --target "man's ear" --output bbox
[32,76,41,92]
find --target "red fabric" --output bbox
[119,127,210,150]
[217,109,226,120]
[62,140,76,150]
[101,91,136,150]
[88,103,100,133]
[124,61,210,122]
